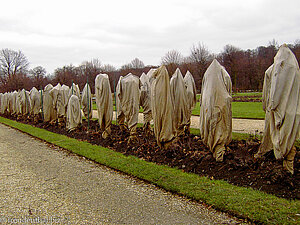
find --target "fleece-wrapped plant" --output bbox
[150,65,175,149]
[255,44,300,174]
[69,83,81,100]
[17,89,31,117]
[116,73,141,143]
[184,71,197,130]
[170,68,190,136]
[43,84,57,123]
[140,72,152,132]
[29,87,41,122]
[199,59,232,162]
[95,74,113,139]
[49,83,70,125]
[11,90,18,116]
[81,83,92,120]
[66,95,82,131]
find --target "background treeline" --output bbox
[1,39,299,93]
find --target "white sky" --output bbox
[0,0,299,74]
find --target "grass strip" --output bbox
[93,101,266,119]
[0,116,299,225]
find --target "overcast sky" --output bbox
[0,0,299,74]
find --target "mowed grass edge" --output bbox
[0,116,299,225]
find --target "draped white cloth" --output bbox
[66,95,82,131]
[117,73,141,141]
[199,59,232,161]
[81,83,92,120]
[170,68,189,136]
[140,72,152,128]
[151,65,175,148]
[256,44,300,174]
[43,84,57,123]
[184,71,197,129]
[29,87,41,116]
[95,74,113,138]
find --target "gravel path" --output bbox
[0,124,247,224]
[92,110,265,135]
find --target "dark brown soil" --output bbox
[3,113,299,200]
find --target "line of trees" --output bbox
[1,39,299,93]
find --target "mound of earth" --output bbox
[3,114,299,199]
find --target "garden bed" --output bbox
[3,114,299,200]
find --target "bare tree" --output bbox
[161,50,183,65]
[190,42,211,65]
[130,58,145,69]
[0,48,29,77]
[29,66,46,78]
[29,66,47,88]
[102,64,116,72]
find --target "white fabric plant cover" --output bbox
[199,59,232,161]
[0,93,3,114]
[7,92,13,114]
[116,76,123,120]
[95,74,113,138]
[81,83,92,120]
[68,83,81,101]
[29,87,41,116]
[255,44,300,174]
[140,72,152,127]
[61,84,70,110]
[49,83,69,121]
[170,68,190,136]
[11,91,18,115]
[147,68,157,85]
[150,65,175,148]
[15,91,21,115]
[66,95,82,131]
[117,73,141,139]
[43,84,57,122]
[2,93,7,114]
[184,71,197,128]
[17,89,31,116]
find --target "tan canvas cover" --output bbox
[170,68,190,136]
[69,83,81,101]
[0,93,4,114]
[199,59,232,161]
[15,91,21,115]
[61,84,70,110]
[140,72,152,130]
[2,93,7,114]
[66,95,82,131]
[29,87,41,116]
[7,92,13,114]
[11,91,18,115]
[50,83,70,124]
[43,84,57,123]
[117,73,141,142]
[95,74,113,138]
[184,71,197,129]
[116,76,123,120]
[81,83,92,120]
[150,65,175,148]
[17,89,31,116]
[147,68,157,85]
[255,45,300,174]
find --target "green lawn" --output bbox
[191,101,265,119]
[93,92,265,119]
[0,116,299,225]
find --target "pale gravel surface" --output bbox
[0,124,248,224]
[93,110,265,135]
